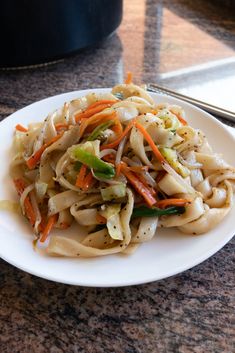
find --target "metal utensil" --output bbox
[147,83,235,123]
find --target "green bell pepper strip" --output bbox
[71,148,115,179]
[87,121,114,141]
[132,206,185,218]
[73,161,82,171]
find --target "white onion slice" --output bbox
[115,136,127,165]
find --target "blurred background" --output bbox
[0,0,235,120]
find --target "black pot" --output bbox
[0,0,123,68]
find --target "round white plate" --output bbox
[0,89,234,287]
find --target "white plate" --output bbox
[0,89,234,287]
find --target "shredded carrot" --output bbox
[102,154,115,163]
[40,214,58,243]
[87,100,118,110]
[136,173,156,196]
[135,122,166,164]
[116,163,122,176]
[26,133,63,170]
[156,198,189,209]
[79,112,116,138]
[111,118,123,136]
[82,172,94,191]
[120,164,156,207]
[126,165,149,173]
[15,124,28,132]
[75,101,116,123]
[125,71,133,84]
[55,123,69,131]
[96,214,106,224]
[13,178,36,227]
[101,118,136,150]
[170,110,188,126]
[75,165,87,188]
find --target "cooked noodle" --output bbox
[9,80,235,257]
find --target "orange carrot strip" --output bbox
[125,71,133,84]
[101,119,136,150]
[55,123,69,131]
[116,163,122,176]
[82,172,94,191]
[170,110,188,126]
[79,112,116,138]
[156,198,189,209]
[102,154,115,163]
[15,124,28,132]
[111,118,123,136]
[120,165,156,207]
[126,165,149,173]
[13,178,36,226]
[26,133,64,170]
[75,165,87,188]
[24,198,37,227]
[40,214,58,243]
[135,122,166,164]
[75,102,116,123]
[87,100,118,110]
[96,214,107,224]
[137,173,156,196]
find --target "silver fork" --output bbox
[147,83,235,124]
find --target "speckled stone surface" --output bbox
[0,1,235,352]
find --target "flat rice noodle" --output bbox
[112,83,155,104]
[48,190,86,215]
[55,209,73,229]
[179,181,233,234]
[72,208,98,226]
[195,153,230,170]
[205,187,227,208]
[132,217,158,243]
[159,197,204,227]
[43,111,57,143]
[47,188,134,257]
[40,126,79,183]
[112,101,138,123]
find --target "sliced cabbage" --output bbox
[160,147,190,177]
[100,204,123,240]
[101,184,126,201]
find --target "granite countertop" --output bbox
[0,1,235,352]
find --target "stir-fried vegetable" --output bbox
[13,178,36,226]
[159,147,190,177]
[120,164,156,207]
[70,147,115,179]
[132,205,185,218]
[40,214,58,242]
[15,124,28,132]
[87,120,114,141]
[8,77,234,259]
[101,184,126,201]
[101,119,136,150]
[27,133,64,170]
[100,204,123,240]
